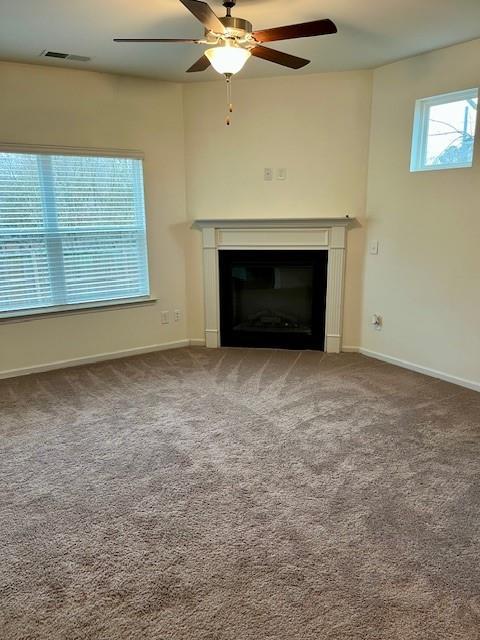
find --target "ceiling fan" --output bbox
[114,0,337,74]
[114,0,337,123]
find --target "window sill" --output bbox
[410,163,473,173]
[0,297,157,324]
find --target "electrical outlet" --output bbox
[174,309,181,322]
[264,168,273,181]
[371,314,382,330]
[161,311,170,324]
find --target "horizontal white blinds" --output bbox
[0,152,150,314]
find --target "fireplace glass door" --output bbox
[219,250,327,350]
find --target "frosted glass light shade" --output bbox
[205,46,251,75]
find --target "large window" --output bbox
[410,88,479,172]
[0,150,150,317]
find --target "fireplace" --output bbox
[219,250,327,350]
[193,217,353,353]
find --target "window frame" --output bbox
[0,296,156,323]
[410,88,479,173]
[0,144,153,321]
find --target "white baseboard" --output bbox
[3,340,478,393]
[359,347,480,393]
[0,339,191,380]
[341,345,360,353]
[189,338,206,346]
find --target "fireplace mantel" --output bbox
[193,217,356,353]
[193,216,354,230]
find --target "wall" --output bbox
[183,71,373,348]
[3,43,479,387]
[0,61,188,375]
[362,38,480,387]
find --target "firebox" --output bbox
[219,250,328,350]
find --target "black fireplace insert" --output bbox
[219,250,328,350]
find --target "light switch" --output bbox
[369,240,379,255]
[276,168,287,181]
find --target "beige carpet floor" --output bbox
[1,347,479,639]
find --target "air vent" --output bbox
[43,51,68,59]
[39,50,91,62]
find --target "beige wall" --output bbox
[362,38,480,385]
[2,42,479,387]
[183,71,373,346]
[0,61,189,374]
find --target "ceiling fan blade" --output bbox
[179,0,225,33]
[250,45,310,69]
[253,19,337,43]
[186,54,211,72]
[113,38,202,43]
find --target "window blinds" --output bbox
[0,152,150,315]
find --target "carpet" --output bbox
[1,347,479,639]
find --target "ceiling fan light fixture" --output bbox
[205,43,251,75]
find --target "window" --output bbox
[0,150,150,317]
[410,88,478,172]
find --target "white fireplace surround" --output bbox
[193,217,355,353]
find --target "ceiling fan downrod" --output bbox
[223,1,236,18]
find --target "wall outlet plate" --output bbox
[371,313,382,330]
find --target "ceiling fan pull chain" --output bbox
[225,73,233,126]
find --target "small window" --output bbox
[0,151,150,318]
[410,88,478,172]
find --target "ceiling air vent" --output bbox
[40,50,91,62]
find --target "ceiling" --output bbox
[1,0,480,82]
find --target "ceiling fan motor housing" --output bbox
[216,16,253,38]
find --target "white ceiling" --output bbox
[1,0,480,82]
